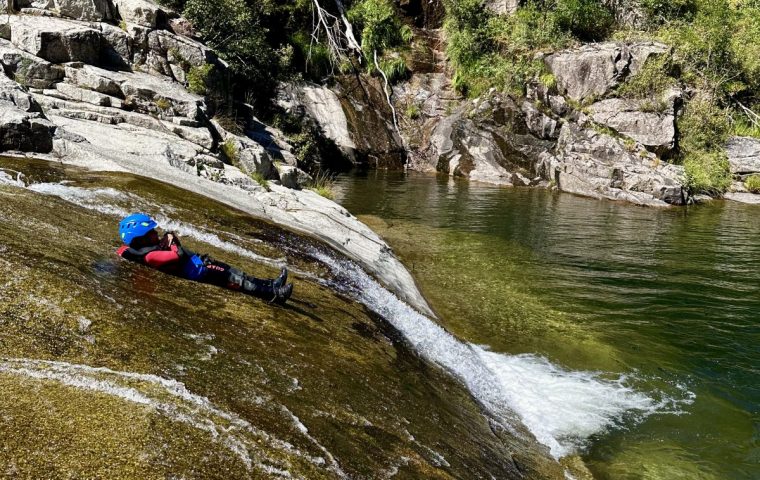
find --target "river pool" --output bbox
[336,170,759,480]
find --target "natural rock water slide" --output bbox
[1,158,576,478]
[0,0,755,477]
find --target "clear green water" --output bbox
[335,170,760,480]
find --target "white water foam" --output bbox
[311,251,691,458]
[0,358,346,477]
[22,182,287,268]
[17,180,692,459]
[27,183,133,217]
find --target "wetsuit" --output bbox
[117,235,279,301]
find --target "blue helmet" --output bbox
[119,213,158,245]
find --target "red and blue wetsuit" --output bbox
[117,237,278,300]
[116,243,184,272]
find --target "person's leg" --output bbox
[203,258,291,303]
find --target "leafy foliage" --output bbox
[348,0,412,59]
[744,174,760,193]
[444,1,572,97]
[617,55,677,99]
[553,0,615,41]
[678,99,731,155]
[220,139,239,165]
[183,0,276,96]
[684,151,732,195]
[187,64,214,95]
[640,0,697,25]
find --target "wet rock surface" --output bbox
[0,158,566,479]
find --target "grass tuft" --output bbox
[307,170,336,200]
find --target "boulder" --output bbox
[589,92,678,155]
[7,15,102,64]
[545,42,669,102]
[0,102,56,152]
[53,81,121,107]
[521,100,560,140]
[550,123,686,206]
[0,39,64,89]
[0,75,54,152]
[16,0,114,21]
[276,164,313,190]
[63,64,123,96]
[483,0,519,15]
[63,64,205,119]
[0,72,42,112]
[97,22,131,67]
[112,0,170,28]
[212,120,277,180]
[143,29,216,81]
[277,82,357,161]
[428,93,551,186]
[725,136,760,177]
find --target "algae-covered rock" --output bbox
[0,157,565,479]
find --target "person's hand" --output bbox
[165,233,175,246]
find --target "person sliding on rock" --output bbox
[116,213,293,304]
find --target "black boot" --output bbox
[273,283,294,305]
[273,267,288,289]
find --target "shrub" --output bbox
[617,55,677,99]
[187,64,213,95]
[658,1,736,96]
[744,174,760,193]
[183,0,276,96]
[406,103,421,119]
[155,98,171,111]
[348,0,412,59]
[289,31,333,80]
[220,139,239,165]
[684,151,732,195]
[732,118,760,139]
[444,1,572,97]
[731,7,760,93]
[554,0,615,41]
[378,56,409,83]
[13,57,33,87]
[640,0,697,26]
[678,99,731,155]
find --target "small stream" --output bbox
[335,170,760,480]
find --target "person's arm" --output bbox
[144,244,181,268]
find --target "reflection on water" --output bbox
[335,170,760,480]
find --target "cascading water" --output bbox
[13,177,691,460]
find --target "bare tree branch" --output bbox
[374,49,399,133]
